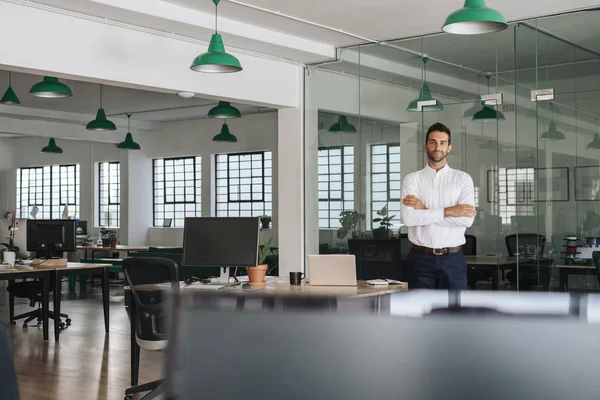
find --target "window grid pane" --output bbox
[98,161,120,227]
[370,143,401,229]
[492,167,535,225]
[215,151,272,217]
[318,146,354,229]
[153,156,202,227]
[16,164,80,220]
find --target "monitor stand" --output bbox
[209,267,240,287]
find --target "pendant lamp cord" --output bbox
[213,0,220,33]
[8,71,11,86]
[127,113,131,131]
[100,84,103,109]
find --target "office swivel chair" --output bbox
[122,257,179,400]
[0,323,20,400]
[504,233,549,290]
[7,275,71,329]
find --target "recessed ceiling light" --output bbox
[177,91,195,98]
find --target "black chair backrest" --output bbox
[505,234,546,257]
[593,252,600,286]
[0,323,19,400]
[463,235,477,256]
[122,257,179,342]
[399,234,412,259]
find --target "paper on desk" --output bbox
[367,279,406,285]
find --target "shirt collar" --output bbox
[425,163,450,176]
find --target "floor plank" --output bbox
[0,280,163,400]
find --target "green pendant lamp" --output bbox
[1,72,20,105]
[208,101,241,118]
[86,85,116,131]
[587,120,600,149]
[29,76,72,98]
[213,121,238,142]
[540,122,565,140]
[407,57,443,112]
[328,115,357,133]
[473,74,505,121]
[190,0,242,73]
[41,138,63,154]
[117,114,141,150]
[442,0,508,35]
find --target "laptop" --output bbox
[307,255,358,286]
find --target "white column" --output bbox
[277,67,305,275]
[120,149,153,245]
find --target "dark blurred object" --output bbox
[584,211,600,232]
[166,292,600,400]
[0,323,19,400]
[594,251,600,286]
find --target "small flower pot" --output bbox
[109,238,117,248]
[247,264,268,283]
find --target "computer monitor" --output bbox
[26,219,76,259]
[182,217,260,285]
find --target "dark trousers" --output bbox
[407,249,467,290]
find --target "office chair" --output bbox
[122,257,179,400]
[504,234,549,291]
[0,323,20,400]
[7,276,71,329]
[593,251,600,286]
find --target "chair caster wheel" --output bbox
[59,323,66,330]
[23,324,28,329]
[66,319,72,325]
[124,395,134,400]
[10,321,15,326]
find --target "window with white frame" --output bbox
[98,161,120,227]
[370,143,401,229]
[491,167,535,224]
[318,146,354,229]
[16,164,80,219]
[215,151,272,217]
[153,156,202,227]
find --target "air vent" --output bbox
[502,103,515,113]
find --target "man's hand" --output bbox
[402,195,427,210]
[444,204,477,218]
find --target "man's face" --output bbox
[424,130,451,163]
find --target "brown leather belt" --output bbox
[412,245,463,255]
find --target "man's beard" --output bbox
[427,150,448,163]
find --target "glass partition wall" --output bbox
[305,10,600,292]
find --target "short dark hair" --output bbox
[425,122,451,144]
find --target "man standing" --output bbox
[400,122,476,290]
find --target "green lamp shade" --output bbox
[442,0,508,35]
[328,116,357,133]
[208,101,241,118]
[41,138,63,154]
[190,34,242,73]
[1,86,20,105]
[407,84,444,112]
[212,122,237,142]
[29,76,72,98]
[86,108,117,131]
[472,104,505,121]
[540,122,566,140]
[117,132,141,150]
[587,133,600,149]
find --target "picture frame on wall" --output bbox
[575,166,600,201]
[533,167,569,202]
[163,218,173,227]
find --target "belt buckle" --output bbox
[432,248,445,256]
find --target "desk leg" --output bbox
[130,299,140,386]
[102,267,110,333]
[559,269,568,292]
[42,272,49,342]
[491,267,499,291]
[54,272,62,341]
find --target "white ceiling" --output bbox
[27,0,600,64]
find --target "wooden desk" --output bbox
[220,280,407,297]
[52,262,112,341]
[0,267,51,341]
[77,245,149,261]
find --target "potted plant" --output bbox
[100,228,117,248]
[259,215,272,230]
[337,210,365,240]
[1,211,19,266]
[372,205,395,240]
[247,238,272,284]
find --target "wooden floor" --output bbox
[0,280,163,400]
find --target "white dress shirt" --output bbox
[400,164,475,248]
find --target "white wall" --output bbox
[0,138,14,214]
